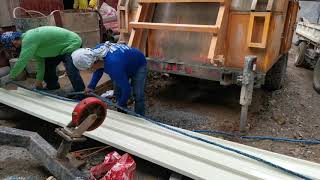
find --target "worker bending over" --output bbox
[72,42,147,115]
[0,26,85,92]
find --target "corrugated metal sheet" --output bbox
[0,88,319,180]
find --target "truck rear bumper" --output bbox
[147,58,265,86]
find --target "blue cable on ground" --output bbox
[7,82,312,179]
[193,130,320,145]
[193,129,238,137]
[242,135,320,144]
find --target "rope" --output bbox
[7,82,312,179]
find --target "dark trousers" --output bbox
[44,54,85,92]
[114,65,147,115]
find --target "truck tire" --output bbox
[313,59,320,94]
[264,54,288,91]
[294,41,307,67]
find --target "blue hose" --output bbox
[193,130,320,145]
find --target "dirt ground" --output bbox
[0,145,50,179]
[145,47,320,163]
[0,46,319,179]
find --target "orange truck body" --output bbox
[118,0,299,85]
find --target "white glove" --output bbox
[0,75,11,87]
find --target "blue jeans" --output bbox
[44,54,85,92]
[114,65,147,115]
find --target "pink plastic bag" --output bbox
[101,153,136,180]
[89,151,122,180]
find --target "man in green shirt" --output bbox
[0,26,85,91]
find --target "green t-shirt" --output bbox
[10,26,82,80]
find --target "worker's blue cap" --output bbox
[0,31,22,49]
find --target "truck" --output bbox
[294,20,320,93]
[117,0,299,131]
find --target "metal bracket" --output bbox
[56,114,97,163]
[239,56,257,133]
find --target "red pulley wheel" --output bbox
[72,97,107,131]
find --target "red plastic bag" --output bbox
[101,153,136,180]
[89,151,122,180]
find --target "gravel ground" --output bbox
[0,145,50,179]
[145,47,320,163]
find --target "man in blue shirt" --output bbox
[71,42,147,115]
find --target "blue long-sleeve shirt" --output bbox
[88,43,147,107]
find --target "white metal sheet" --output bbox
[0,88,319,180]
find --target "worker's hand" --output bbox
[84,87,93,95]
[34,80,44,90]
[0,75,12,87]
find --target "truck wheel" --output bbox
[294,41,307,67]
[264,54,288,91]
[313,59,320,94]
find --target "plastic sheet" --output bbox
[99,2,118,32]
[90,152,136,180]
[101,153,136,180]
[89,151,121,179]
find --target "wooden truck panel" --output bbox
[148,3,220,65]
[225,12,286,73]
[230,0,289,12]
[119,0,299,82]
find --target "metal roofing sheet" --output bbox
[0,88,319,180]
